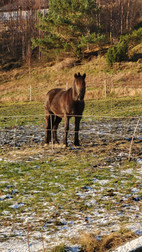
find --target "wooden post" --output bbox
[50,114,54,152]
[128,118,140,161]
[104,80,107,98]
[30,85,32,102]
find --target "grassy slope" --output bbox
[0,53,142,127]
[0,52,142,103]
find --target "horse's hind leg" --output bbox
[53,116,62,144]
[45,111,54,144]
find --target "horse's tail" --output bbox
[44,91,51,111]
[45,88,62,111]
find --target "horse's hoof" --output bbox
[44,143,49,147]
[54,143,60,148]
[61,143,67,148]
[74,142,80,146]
[63,142,68,147]
[53,140,59,145]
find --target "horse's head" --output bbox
[73,72,86,101]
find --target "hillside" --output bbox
[0,51,142,103]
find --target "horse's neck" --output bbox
[66,87,74,99]
[66,83,78,101]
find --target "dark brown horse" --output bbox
[44,72,86,146]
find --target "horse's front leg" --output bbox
[74,116,81,146]
[63,115,69,146]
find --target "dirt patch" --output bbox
[1,118,142,162]
[51,58,77,71]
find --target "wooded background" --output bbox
[0,0,142,69]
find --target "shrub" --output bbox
[106,27,142,66]
[106,40,128,66]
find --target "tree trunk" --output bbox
[120,0,124,34]
[126,0,130,31]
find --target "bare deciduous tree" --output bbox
[0,0,141,68]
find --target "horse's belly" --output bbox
[50,104,64,118]
[54,110,64,118]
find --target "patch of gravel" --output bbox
[0,118,142,151]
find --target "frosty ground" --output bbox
[0,118,142,251]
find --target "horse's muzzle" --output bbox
[77,95,84,101]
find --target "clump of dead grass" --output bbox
[78,229,137,252]
[51,244,66,252]
[79,232,100,252]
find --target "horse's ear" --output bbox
[74,73,78,78]
[83,73,86,79]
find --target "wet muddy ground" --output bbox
[0,118,142,251]
[0,117,142,158]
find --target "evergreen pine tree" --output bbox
[32,0,105,58]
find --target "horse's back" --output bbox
[45,88,68,116]
[46,88,63,99]
[45,88,62,108]
[45,88,73,117]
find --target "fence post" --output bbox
[128,117,140,161]
[50,114,54,152]
[104,80,107,98]
[30,85,32,102]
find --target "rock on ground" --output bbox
[112,236,142,252]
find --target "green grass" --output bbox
[0,101,44,127]
[0,92,142,248]
[0,96,142,127]
[0,156,141,224]
[85,96,142,118]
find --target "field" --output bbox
[0,98,142,251]
[0,56,142,251]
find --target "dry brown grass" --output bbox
[0,55,142,103]
[79,232,100,252]
[78,229,137,252]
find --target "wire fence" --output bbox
[0,114,142,158]
[27,82,142,102]
[1,79,142,103]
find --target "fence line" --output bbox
[0,114,142,119]
[0,118,141,156]
[0,114,142,141]
[1,81,142,103]
[1,128,141,139]
[0,116,141,141]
